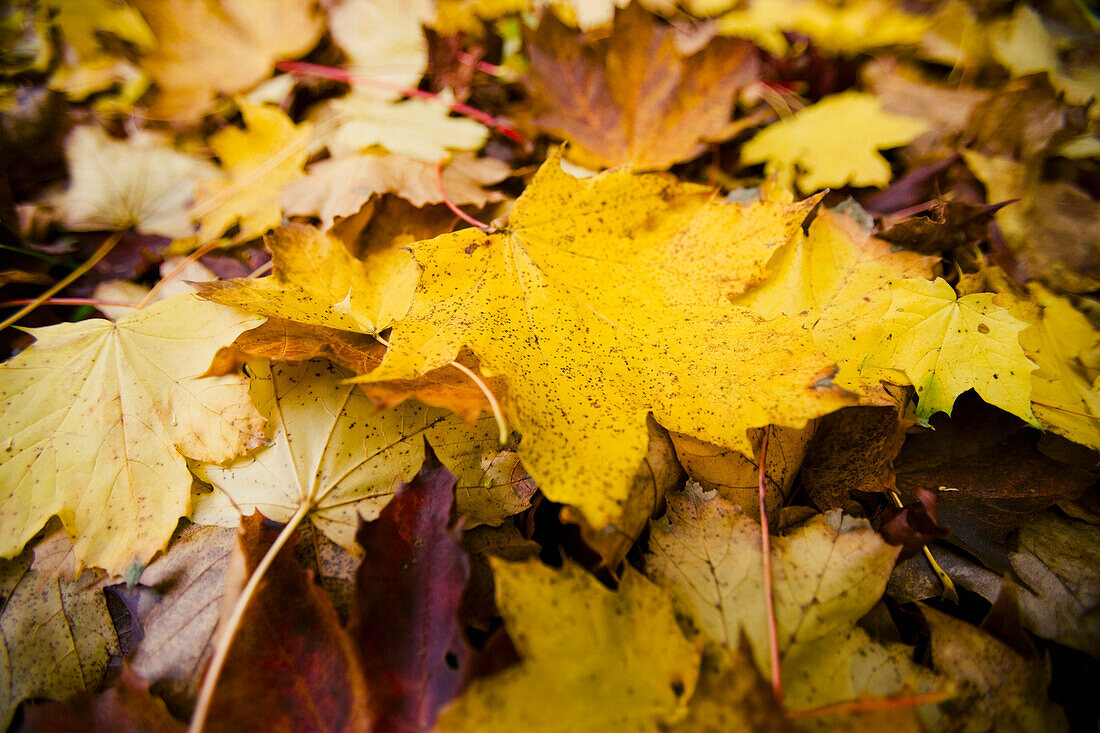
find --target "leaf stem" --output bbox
[888,490,958,603]
[0,231,122,332]
[435,158,494,232]
[188,502,312,733]
[787,689,952,718]
[758,426,782,701]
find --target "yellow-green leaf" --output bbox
[437,558,700,731]
[740,91,929,192]
[866,277,1038,426]
[0,294,265,574]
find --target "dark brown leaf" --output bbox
[802,404,906,510]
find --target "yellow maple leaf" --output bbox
[199,224,415,335]
[1011,284,1100,450]
[732,207,936,392]
[647,483,942,720]
[437,558,700,731]
[49,125,218,238]
[362,152,854,529]
[0,294,265,574]
[192,102,311,245]
[740,91,930,192]
[192,359,534,549]
[865,277,1038,426]
[131,0,323,119]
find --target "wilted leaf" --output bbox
[18,665,185,733]
[49,125,217,238]
[893,398,1094,572]
[646,485,942,718]
[132,0,323,119]
[199,223,415,334]
[525,3,759,170]
[205,513,370,733]
[119,524,238,717]
[866,277,1037,426]
[436,558,701,731]
[193,359,531,550]
[0,293,265,574]
[740,91,929,192]
[0,548,119,728]
[353,446,470,732]
[193,103,311,244]
[362,151,853,532]
[921,604,1068,733]
[282,151,510,230]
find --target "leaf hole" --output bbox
[445,652,459,670]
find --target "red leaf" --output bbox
[206,513,371,733]
[353,442,471,733]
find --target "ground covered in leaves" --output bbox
[1,0,1099,730]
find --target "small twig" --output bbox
[435,158,493,232]
[0,298,139,309]
[0,231,123,332]
[188,503,312,733]
[758,426,782,701]
[276,61,526,143]
[787,689,952,718]
[456,51,509,77]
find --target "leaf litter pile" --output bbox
[1,0,1099,730]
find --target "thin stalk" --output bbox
[888,490,958,603]
[0,232,122,332]
[188,502,312,733]
[435,158,493,232]
[757,427,782,701]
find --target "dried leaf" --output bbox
[0,294,265,574]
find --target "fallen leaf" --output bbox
[460,524,540,632]
[353,445,470,732]
[866,277,1038,426]
[132,0,324,119]
[646,484,943,718]
[717,0,930,58]
[561,417,682,567]
[0,293,265,574]
[312,93,489,162]
[120,524,238,718]
[282,151,510,230]
[362,151,854,532]
[524,3,759,170]
[730,207,936,392]
[893,397,1094,572]
[0,548,119,728]
[663,639,794,733]
[324,0,434,101]
[193,103,311,245]
[800,403,906,510]
[49,125,217,238]
[1011,284,1100,451]
[193,359,532,551]
[18,665,185,733]
[740,91,930,192]
[878,200,1005,255]
[921,604,1068,733]
[669,424,813,519]
[436,558,701,731]
[205,513,371,733]
[879,489,950,560]
[198,223,414,334]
